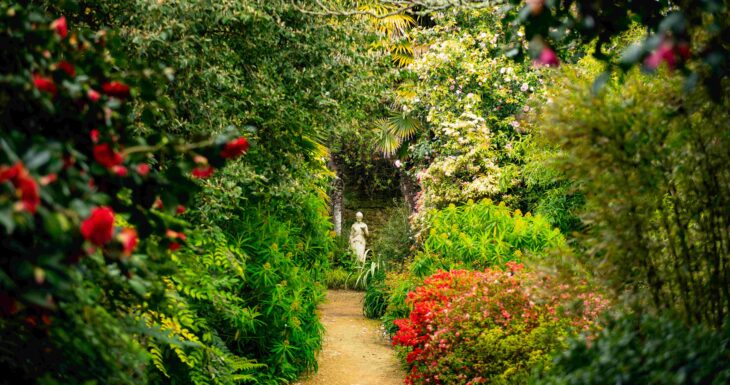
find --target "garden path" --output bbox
[295,290,404,385]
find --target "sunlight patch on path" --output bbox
[295,290,404,385]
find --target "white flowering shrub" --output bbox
[398,9,545,212]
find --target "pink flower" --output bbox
[533,46,559,67]
[645,41,677,70]
[87,89,101,102]
[51,16,68,39]
[136,163,150,177]
[112,165,128,177]
[118,228,138,256]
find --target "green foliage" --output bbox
[535,313,730,385]
[168,199,330,384]
[410,199,566,278]
[362,273,389,319]
[520,142,585,235]
[534,56,730,327]
[332,131,402,199]
[370,202,413,262]
[144,233,266,385]
[324,267,360,290]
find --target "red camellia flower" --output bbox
[57,60,75,77]
[1,163,40,214]
[112,165,128,177]
[90,129,100,143]
[220,137,249,159]
[81,206,115,246]
[168,242,181,251]
[51,16,68,39]
[33,75,57,95]
[93,143,124,169]
[101,81,131,99]
[136,163,150,176]
[87,89,101,102]
[176,205,186,215]
[0,163,22,184]
[117,228,138,256]
[16,174,40,214]
[533,46,560,67]
[191,166,215,179]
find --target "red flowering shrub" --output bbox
[393,266,609,385]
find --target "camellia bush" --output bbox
[392,264,608,385]
[0,4,250,384]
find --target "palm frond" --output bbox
[391,51,414,66]
[373,118,402,157]
[388,113,421,140]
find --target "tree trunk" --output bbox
[399,170,418,213]
[329,155,344,235]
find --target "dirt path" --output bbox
[295,290,405,385]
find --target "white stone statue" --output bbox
[349,211,369,264]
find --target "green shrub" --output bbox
[534,57,730,326]
[362,271,389,319]
[370,202,413,263]
[410,199,566,278]
[535,313,730,385]
[324,267,359,290]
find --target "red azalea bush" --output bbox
[393,264,609,385]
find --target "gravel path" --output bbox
[295,290,405,385]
